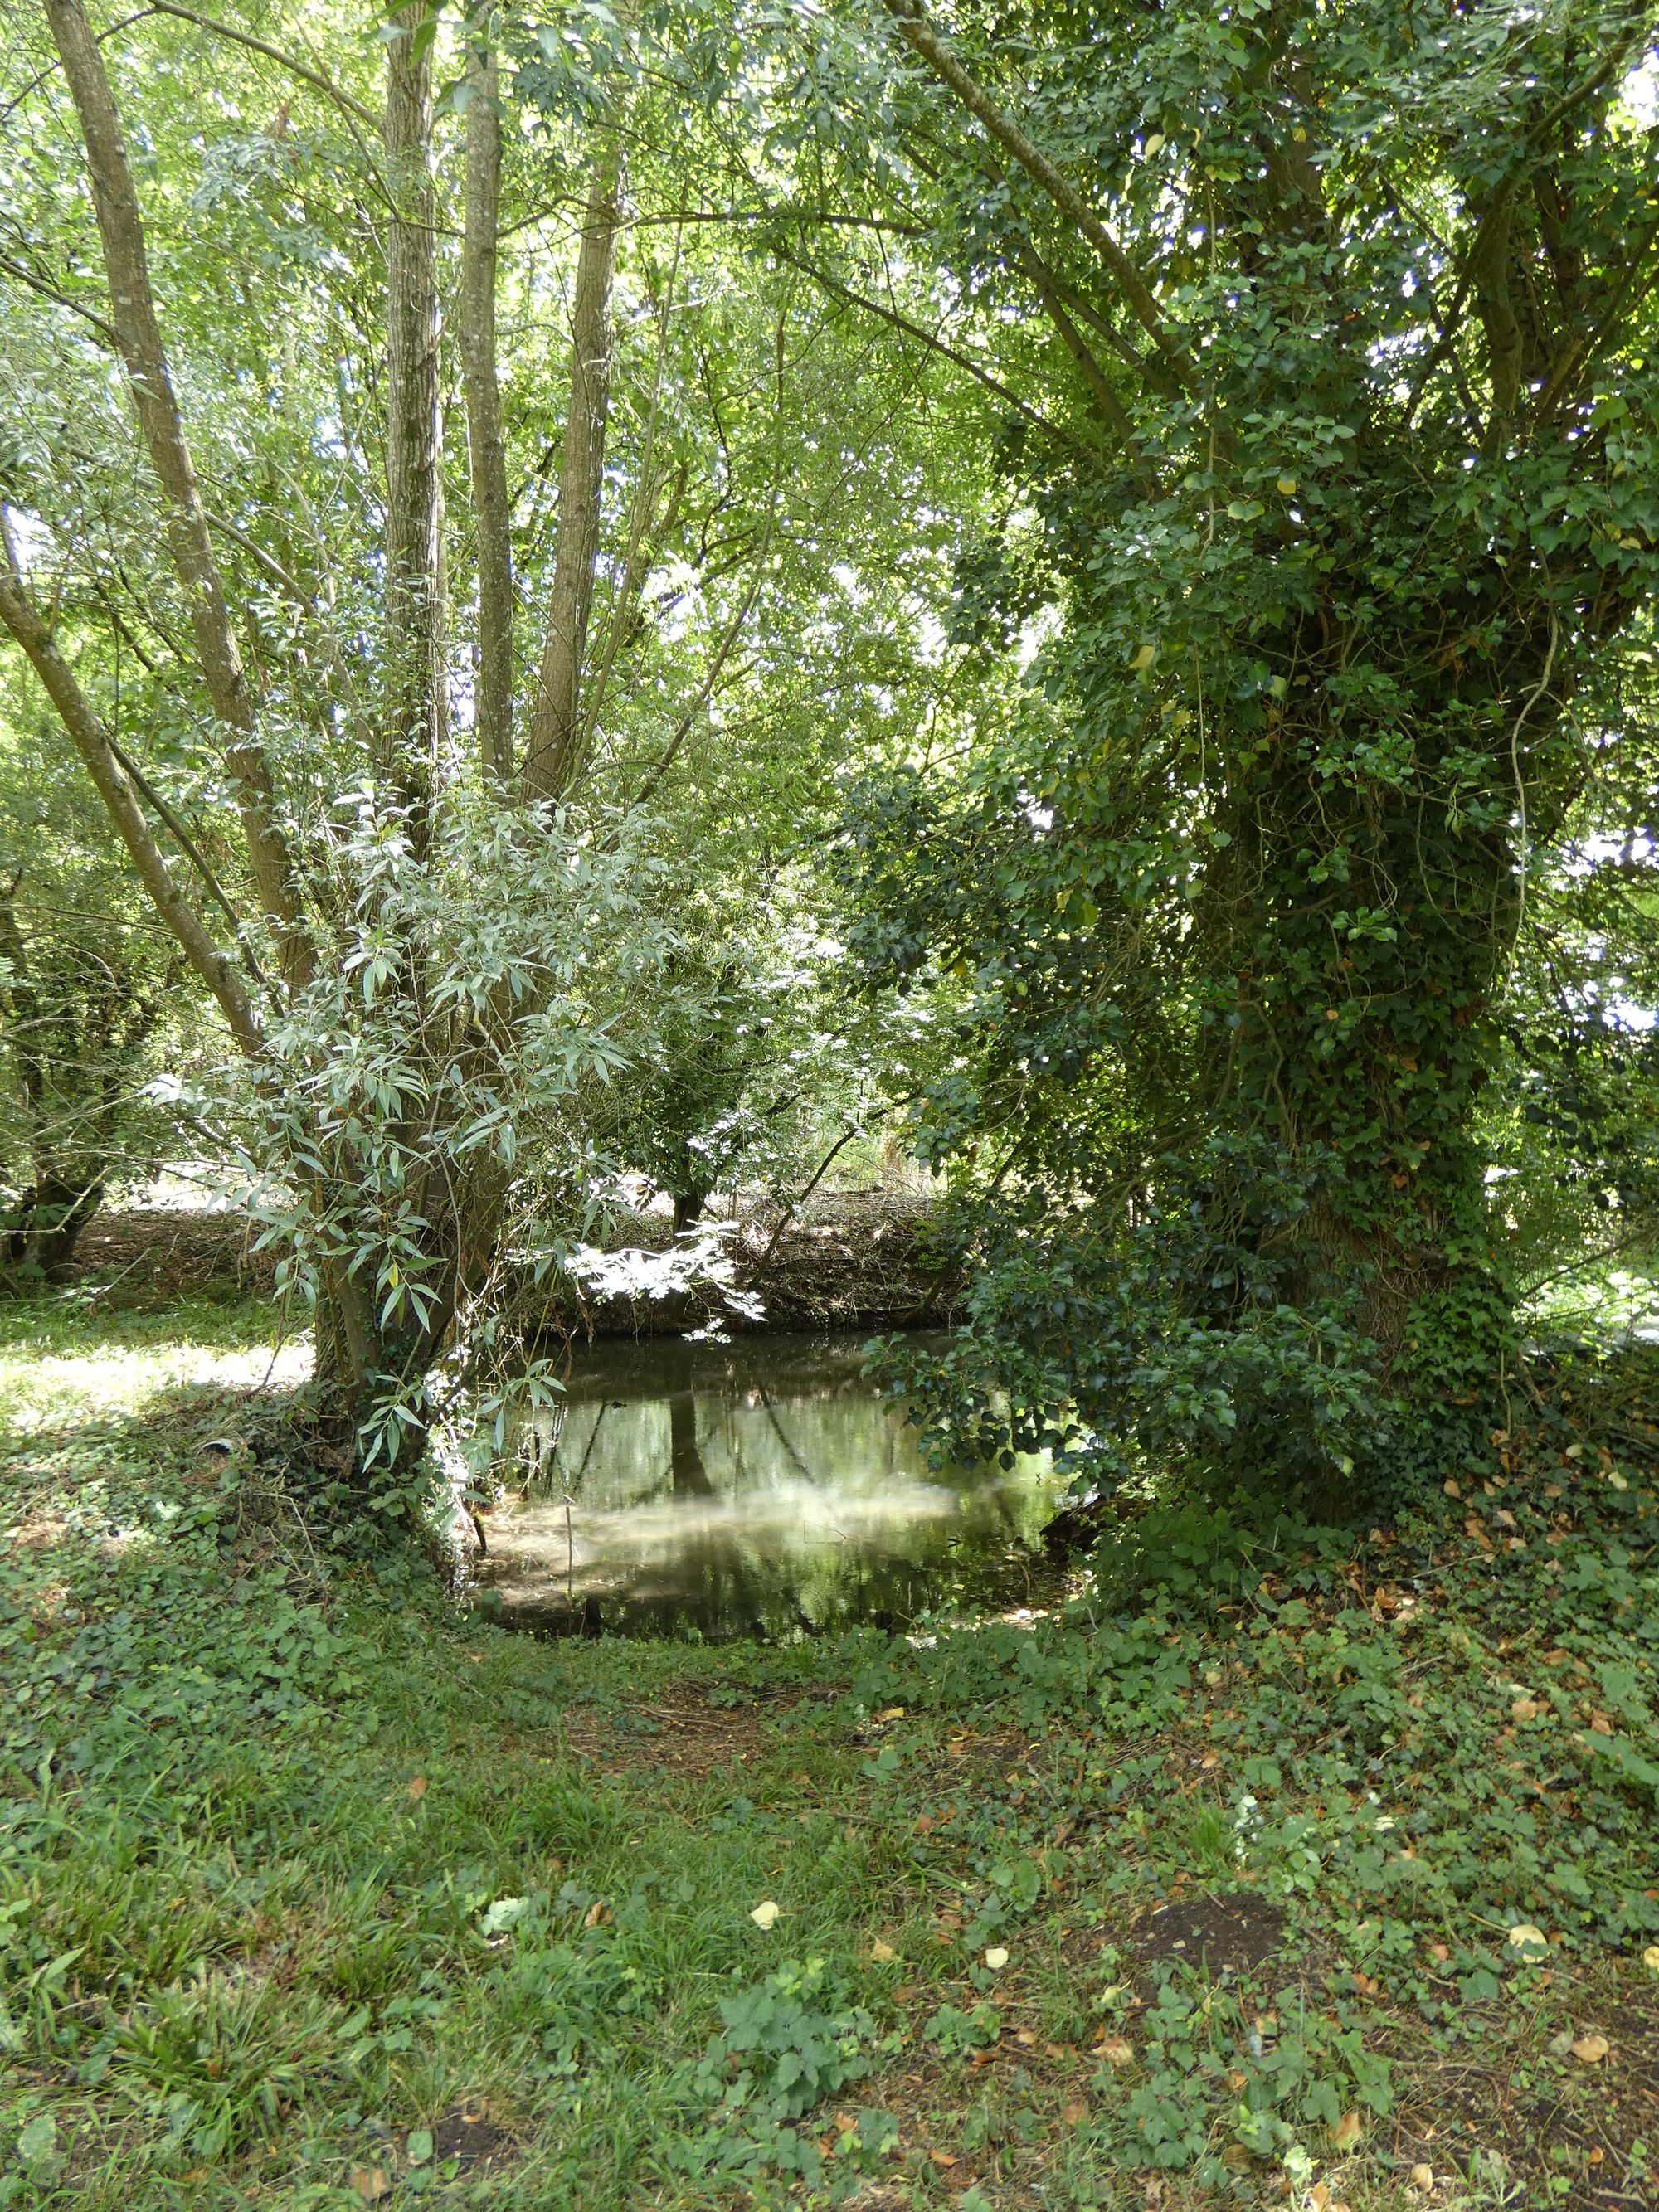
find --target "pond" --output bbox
[471,1330,1062,1641]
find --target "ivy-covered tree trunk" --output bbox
[840,0,1658,1500]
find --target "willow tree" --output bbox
[817,0,1659,1492]
[0,0,1006,1494]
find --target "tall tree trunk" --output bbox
[460,45,514,784]
[523,149,623,805]
[41,0,312,990]
[384,4,445,841]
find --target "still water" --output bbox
[472,1331,1061,1640]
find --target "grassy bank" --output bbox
[2,1294,1657,2211]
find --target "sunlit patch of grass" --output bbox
[0,1291,309,1436]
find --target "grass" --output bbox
[2,1292,1657,2211]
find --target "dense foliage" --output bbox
[815,0,1659,1501]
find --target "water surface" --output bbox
[474,1331,1059,1640]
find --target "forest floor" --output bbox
[2,1289,1657,2212]
[67,1191,966,1335]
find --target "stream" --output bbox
[472,1330,1061,1640]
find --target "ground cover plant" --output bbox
[3,1291,1657,2211]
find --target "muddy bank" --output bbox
[66,1194,966,1336]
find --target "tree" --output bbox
[0,0,1002,1498]
[803,0,1659,1496]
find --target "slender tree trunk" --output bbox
[0,561,262,1050]
[0,897,104,1282]
[523,149,624,805]
[384,5,445,840]
[460,46,514,784]
[41,0,313,989]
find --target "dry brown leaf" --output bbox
[749,1899,780,1931]
[1331,2109,1363,2150]
[349,2169,392,2202]
[1063,2100,1089,2127]
[406,1776,428,1800]
[1511,1699,1543,1722]
[1570,2034,1610,2064]
[868,1938,897,1963]
[1100,2035,1135,2068]
[1408,2165,1434,2192]
[927,2147,959,2168]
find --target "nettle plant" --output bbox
[824,0,1659,1495]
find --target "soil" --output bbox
[425,2107,515,2174]
[1132,1891,1287,1981]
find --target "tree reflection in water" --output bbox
[477,1331,1058,1640]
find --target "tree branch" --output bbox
[460,44,513,785]
[0,558,260,1054]
[44,0,314,989]
[523,145,624,805]
[883,1,1194,396]
[768,243,1079,448]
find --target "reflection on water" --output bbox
[473,1331,1059,1640]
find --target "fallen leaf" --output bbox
[406,1776,427,1800]
[1331,2109,1363,2150]
[869,1938,897,1963]
[1408,2166,1434,2192]
[1588,2146,1605,2166]
[1063,2100,1089,2127]
[1510,1699,1542,1722]
[750,1899,781,1930]
[1310,2183,1331,2212]
[984,1946,1010,1970]
[1506,1923,1548,1954]
[1100,2035,1135,2067]
[1017,2029,1038,2046]
[1570,2034,1609,2064]
[582,1898,611,1929]
[1643,1946,1659,1974]
[927,2147,959,2168]
[349,2170,392,2203]
[1443,1478,1462,1498]
[873,1706,907,1722]
[834,2110,857,2134]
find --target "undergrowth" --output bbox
[1,1294,1656,2210]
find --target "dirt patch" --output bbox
[426,2107,515,2174]
[549,1685,825,1780]
[1133,1892,1286,1981]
